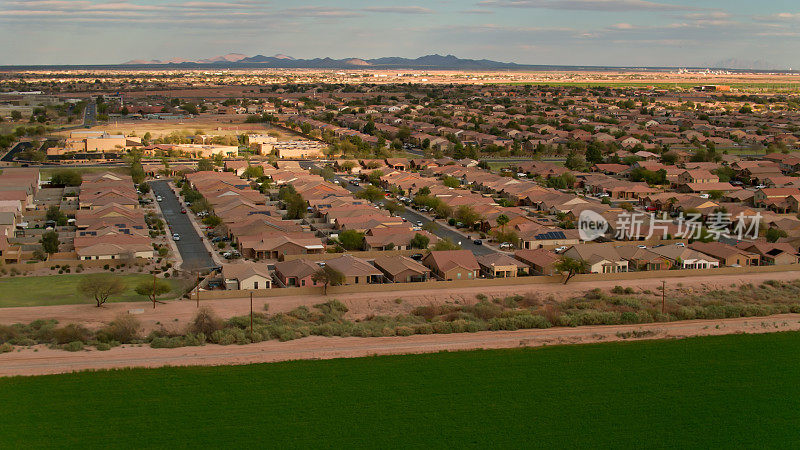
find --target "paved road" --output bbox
[150,180,216,272]
[1,141,31,162]
[328,171,496,256]
[84,100,97,127]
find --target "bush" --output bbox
[95,342,111,351]
[150,336,186,349]
[97,314,142,343]
[53,324,90,345]
[63,341,84,352]
[0,342,12,353]
[210,328,248,345]
[188,307,223,338]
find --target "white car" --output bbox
[554,246,568,253]
[156,196,163,202]
[172,233,180,241]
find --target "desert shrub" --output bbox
[620,311,639,324]
[0,324,20,344]
[470,301,504,320]
[611,285,625,294]
[63,341,84,352]
[188,307,223,338]
[97,314,142,343]
[0,342,13,353]
[95,342,111,351]
[314,300,349,320]
[53,324,91,344]
[585,288,605,300]
[413,323,435,335]
[211,328,248,345]
[150,336,187,349]
[432,321,453,334]
[395,326,414,336]
[288,305,312,321]
[476,293,487,301]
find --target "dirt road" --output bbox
[0,270,797,335]
[2,314,799,377]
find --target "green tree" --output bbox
[442,176,461,188]
[135,279,172,309]
[50,169,82,186]
[40,231,59,256]
[433,238,461,251]
[554,256,589,284]
[410,233,430,249]
[357,185,385,202]
[197,158,214,171]
[454,205,483,228]
[496,214,510,233]
[45,205,68,226]
[78,274,125,307]
[312,266,345,295]
[338,230,365,251]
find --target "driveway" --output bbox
[150,180,216,272]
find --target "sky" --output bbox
[1,0,800,68]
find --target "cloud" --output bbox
[477,0,696,12]
[365,6,434,14]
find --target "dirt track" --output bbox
[2,314,799,377]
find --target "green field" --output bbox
[2,332,800,447]
[0,273,182,308]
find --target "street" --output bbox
[150,180,216,272]
[329,172,496,255]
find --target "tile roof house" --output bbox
[422,250,480,281]
[562,243,629,274]
[222,262,272,290]
[477,253,525,278]
[325,254,384,285]
[513,248,560,276]
[372,255,431,283]
[273,259,324,288]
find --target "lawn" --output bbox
[2,332,800,447]
[0,273,182,308]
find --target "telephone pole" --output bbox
[249,292,254,336]
[661,280,666,315]
[196,273,200,308]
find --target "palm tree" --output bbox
[496,214,510,233]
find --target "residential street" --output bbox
[329,172,497,255]
[150,180,216,272]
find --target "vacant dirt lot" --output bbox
[2,313,799,377]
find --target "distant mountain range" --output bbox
[121,53,527,70]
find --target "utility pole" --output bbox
[249,292,254,336]
[662,280,666,315]
[196,272,200,308]
[152,272,156,309]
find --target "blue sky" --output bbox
[1,0,799,68]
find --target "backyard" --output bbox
[0,273,183,308]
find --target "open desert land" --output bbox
[51,116,299,141]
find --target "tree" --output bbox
[138,182,150,194]
[356,185,385,203]
[338,229,365,251]
[496,214,510,233]
[433,238,461,251]
[410,233,430,249]
[312,266,345,295]
[40,231,59,256]
[422,221,438,233]
[197,158,214,171]
[766,227,788,243]
[135,279,172,309]
[554,256,589,284]
[78,274,125,307]
[442,176,461,188]
[46,205,66,224]
[383,200,403,215]
[50,169,82,186]
[454,205,483,228]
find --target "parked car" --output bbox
[410,253,424,260]
[473,239,482,245]
[172,233,180,241]
[499,242,514,250]
[156,196,163,202]
[181,209,186,214]
[554,246,568,253]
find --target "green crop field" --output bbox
[0,273,183,308]
[2,332,800,447]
